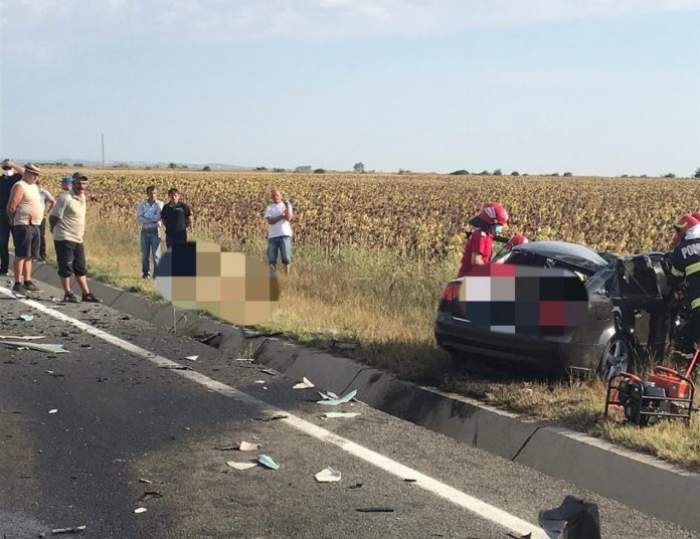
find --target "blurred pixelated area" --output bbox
[155,241,280,325]
[443,264,588,336]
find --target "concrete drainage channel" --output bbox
[28,262,700,531]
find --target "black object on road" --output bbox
[539,495,601,539]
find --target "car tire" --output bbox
[599,335,635,382]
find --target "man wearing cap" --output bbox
[0,159,25,275]
[49,172,100,303]
[6,163,43,292]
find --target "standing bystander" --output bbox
[136,185,164,278]
[0,159,24,276]
[6,163,43,292]
[160,188,192,248]
[34,178,56,261]
[49,172,100,303]
[264,189,294,275]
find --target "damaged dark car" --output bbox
[435,241,691,378]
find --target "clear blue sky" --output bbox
[2,1,699,176]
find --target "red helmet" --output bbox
[478,202,509,226]
[672,213,700,247]
[505,233,528,252]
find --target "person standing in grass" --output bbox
[161,188,193,248]
[34,177,56,261]
[49,172,100,303]
[136,185,164,278]
[6,163,43,293]
[264,188,293,275]
[0,159,24,276]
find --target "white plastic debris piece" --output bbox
[315,467,342,483]
[322,412,360,419]
[235,358,254,362]
[134,507,148,514]
[257,454,280,470]
[184,355,199,361]
[19,314,34,322]
[0,335,46,340]
[51,525,87,535]
[260,368,276,376]
[253,380,265,384]
[238,441,260,452]
[3,341,69,354]
[318,390,358,406]
[138,478,152,484]
[49,409,58,414]
[226,461,257,471]
[293,377,315,389]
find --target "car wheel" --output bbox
[600,335,634,382]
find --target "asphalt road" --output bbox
[0,275,698,539]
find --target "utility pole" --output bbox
[101,133,105,168]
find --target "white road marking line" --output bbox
[1,287,548,539]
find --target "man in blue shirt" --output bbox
[136,185,164,279]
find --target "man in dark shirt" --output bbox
[0,159,24,275]
[160,188,193,248]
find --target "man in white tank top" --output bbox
[6,163,43,293]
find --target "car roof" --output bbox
[512,241,610,272]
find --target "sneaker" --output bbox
[23,281,39,292]
[82,293,102,303]
[63,292,79,303]
[142,274,150,279]
[12,282,23,294]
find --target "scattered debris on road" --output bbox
[259,368,276,376]
[293,377,315,389]
[159,365,192,371]
[314,467,341,483]
[253,380,266,384]
[348,483,363,489]
[2,342,69,354]
[254,412,288,422]
[238,441,261,451]
[257,454,280,470]
[318,389,358,406]
[356,507,394,513]
[234,357,255,362]
[404,478,417,483]
[321,412,360,419]
[137,491,163,502]
[45,370,65,377]
[184,355,199,361]
[0,335,46,340]
[48,409,58,414]
[50,525,87,535]
[134,507,148,514]
[539,496,601,539]
[226,461,257,471]
[138,478,153,484]
[19,314,34,322]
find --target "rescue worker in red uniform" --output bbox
[670,213,700,348]
[503,232,528,254]
[457,202,508,277]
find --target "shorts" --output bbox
[54,240,87,278]
[267,235,292,265]
[12,224,39,259]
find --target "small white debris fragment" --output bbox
[238,441,260,451]
[49,409,58,414]
[134,507,148,514]
[226,461,257,471]
[293,377,315,389]
[322,412,360,419]
[184,355,199,361]
[315,467,342,483]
